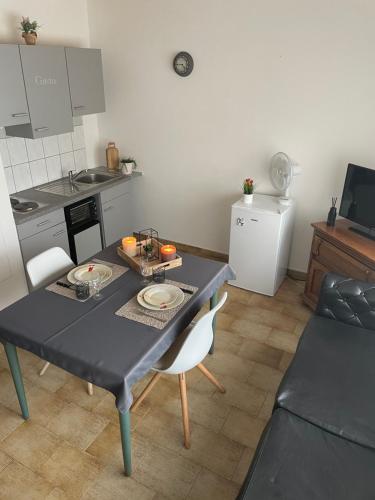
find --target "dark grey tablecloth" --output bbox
[0,243,235,413]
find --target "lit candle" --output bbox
[160,244,177,262]
[122,236,137,257]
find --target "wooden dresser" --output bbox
[303,220,375,309]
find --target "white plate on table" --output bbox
[137,284,184,311]
[67,263,113,285]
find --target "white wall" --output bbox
[0,154,27,309]
[88,0,375,272]
[0,0,100,168]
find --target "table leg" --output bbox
[119,410,132,476]
[209,290,219,354]
[4,343,29,420]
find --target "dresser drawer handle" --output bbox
[312,241,322,257]
[37,220,50,227]
[53,229,65,238]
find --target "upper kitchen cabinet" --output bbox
[65,48,105,116]
[0,45,30,127]
[5,46,73,139]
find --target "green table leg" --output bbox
[209,290,219,354]
[4,343,29,420]
[119,410,132,476]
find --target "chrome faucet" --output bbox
[68,169,88,184]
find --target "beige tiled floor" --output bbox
[0,277,310,500]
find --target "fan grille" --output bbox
[270,152,296,193]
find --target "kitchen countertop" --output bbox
[12,167,142,226]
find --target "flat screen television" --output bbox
[339,163,375,239]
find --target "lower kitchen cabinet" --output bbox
[101,190,133,247]
[19,221,70,265]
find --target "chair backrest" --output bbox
[26,247,74,290]
[165,292,228,374]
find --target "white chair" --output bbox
[26,247,94,396]
[131,292,227,449]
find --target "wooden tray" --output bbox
[117,238,182,276]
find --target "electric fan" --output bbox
[269,152,301,205]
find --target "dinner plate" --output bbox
[143,284,183,307]
[137,284,184,310]
[67,263,113,285]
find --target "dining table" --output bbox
[0,242,235,476]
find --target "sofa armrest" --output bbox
[316,272,375,331]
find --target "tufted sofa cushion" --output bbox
[316,273,375,330]
[276,314,375,450]
[237,409,375,500]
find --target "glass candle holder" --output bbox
[75,281,90,300]
[152,266,166,283]
[160,244,177,262]
[122,236,137,257]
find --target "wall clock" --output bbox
[173,52,194,77]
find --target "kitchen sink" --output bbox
[35,178,93,196]
[75,173,114,184]
[35,169,121,197]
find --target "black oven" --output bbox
[64,197,103,264]
[65,196,98,229]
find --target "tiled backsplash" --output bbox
[0,118,88,194]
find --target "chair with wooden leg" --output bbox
[26,247,94,396]
[131,292,227,448]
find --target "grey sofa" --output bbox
[238,273,375,499]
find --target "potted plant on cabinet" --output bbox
[20,17,40,45]
[243,178,254,204]
[120,157,137,175]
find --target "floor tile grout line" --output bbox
[0,454,57,494]
[183,463,204,500]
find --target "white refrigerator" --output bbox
[228,194,295,296]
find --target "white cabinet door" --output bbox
[20,221,70,264]
[6,46,73,139]
[102,193,133,246]
[65,48,105,116]
[0,156,27,309]
[0,45,30,127]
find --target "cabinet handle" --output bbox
[53,229,65,238]
[36,220,50,227]
[312,240,322,257]
[73,105,85,110]
[34,127,49,132]
[11,112,29,117]
[103,206,113,212]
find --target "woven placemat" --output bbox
[115,279,198,329]
[46,258,129,302]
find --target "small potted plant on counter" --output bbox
[143,242,154,260]
[20,17,40,45]
[243,178,254,204]
[120,157,137,175]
